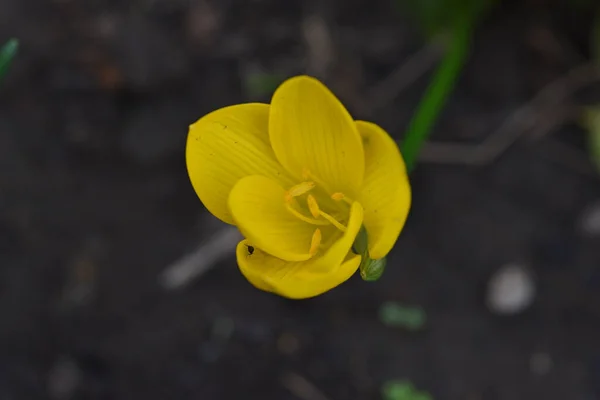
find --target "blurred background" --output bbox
[1,0,600,399]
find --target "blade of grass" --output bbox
[400,18,472,172]
[0,38,19,83]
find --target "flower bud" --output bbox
[360,256,386,281]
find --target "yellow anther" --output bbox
[331,192,345,201]
[287,181,315,198]
[309,228,322,256]
[307,194,321,218]
[331,192,354,205]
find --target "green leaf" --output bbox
[396,0,497,173]
[379,302,427,331]
[400,16,471,172]
[0,38,19,83]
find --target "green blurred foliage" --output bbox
[243,71,285,99]
[382,380,433,400]
[0,38,18,83]
[379,302,427,331]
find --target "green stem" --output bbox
[400,20,472,172]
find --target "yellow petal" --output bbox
[269,76,365,196]
[236,202,364,299]
[229,175,319,262]
[356,121,411,259]
[186,103,293,224]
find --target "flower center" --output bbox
[283,169,354,257]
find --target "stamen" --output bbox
[331,192,345,201]
[288,181,315,197]
[285,170,350,231]
[306,194,321,218]
[331,192,354,206]
[319,210,347,232]
[301,168,333,195]
[285,203,329,226]
[309,228,322,256]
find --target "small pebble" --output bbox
[486,263,535,315]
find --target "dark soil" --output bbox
[1,0,599,399]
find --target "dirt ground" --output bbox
[1,0,600,399]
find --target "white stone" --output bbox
[486,263,535,315]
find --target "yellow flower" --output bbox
[186,76,411,299]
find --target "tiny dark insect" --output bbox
[247,245,254,255]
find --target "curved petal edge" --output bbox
[356,120,411,259]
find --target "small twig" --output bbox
[281,372,333,400]
[418,62,600,165]
[159,226,242,290]
[418,102,538,165]
[525,106,577,142]
[366,38,445,114]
